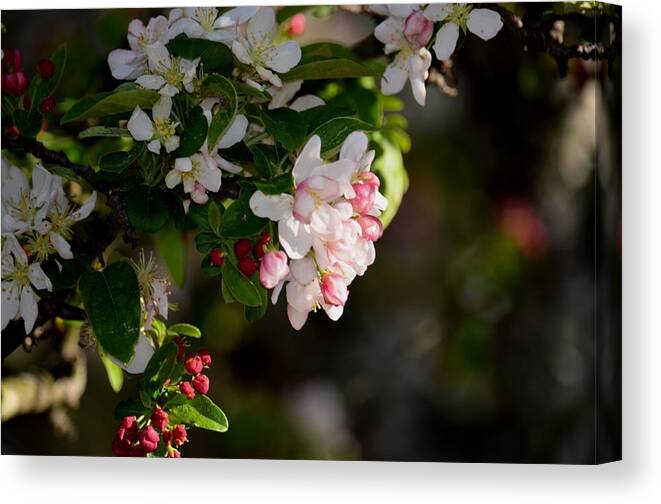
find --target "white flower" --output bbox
[1,236,52,334]
[131,250,170,331]
[168,6,258,43]
[231,7,302,88]
[108,16,170,80]
[432,5,503,60]
[109,331,155,374]
[127,96,180,154]
[200,98,249,174]
[34,181,97,261]
[165,153,222,205]
[136,42,199,97]
[267,80,325,111]
[1,159,55,236]
[375,13,433,105]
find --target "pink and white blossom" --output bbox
[259,250,289,289]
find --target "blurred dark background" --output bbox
[1,4,621,463]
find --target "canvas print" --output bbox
[1,3,621,463]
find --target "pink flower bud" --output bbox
[238,256,258,277]
[210,248,224,267]
[234,239,252,258]
[184,353,203,375]
[192,374,209,395]
[198,348,211,367]
[320,273,349,307]
[3,71,28,97]
[259,250,289,289]
[357,215,384,242]
[288,13,307,36]
[171,424,188,447]
[348,182,376,214]
[2,48,23,73]
[38,58,55,79]
[112,437,130,456]
[180,381,196,400]
[359,172,380,189]
[151,407,169,432]
[404,10,433,48]
[138,426,160,453]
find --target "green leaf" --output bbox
[78,126,131,139]
[372,133,409,229]
[250,144,275,178]
[100,351,124,392]
[140,342,181,399]
[244,284,268,322]
[153,225,186,287]
[254,173,294,195]
[261,108,307,151]
[231,80,269,99]
[114,398,150,420]
[166,394,229,432]
[299,104,355,133]
[167,323,202,338]
[221,261,262,307]
[125,185,169,234]
[99,142,145,173]
[167,35,216,59]
[208,200,222,236]
[218,190,268,238]
[61,88,159,124]
[201,75,237,148]
[188,202,211,231]
[201,44,235,76]
[13,108,42,138]
[195,231,220,254]
[79,261,141,363]
[312,117,378,155]
[282,59,379,82]
[174,106,208,157]
[221,278,236,303]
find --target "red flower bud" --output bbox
[254,231,271,258]
[2,48,23,73]
[234,239,252,258]
[198,348,211,367]
[174,336,186,360]
[23,95,31,110]
[210,248,224,267]
[112,437,130,457]
[151,407,169,432]
[192,374,209,395]
[171,424,188,447]
[238,256,258,277]
[179,381,196,400]
[184,353,203,375]
[38,58,55,79]
[117,415,138,443]
[288,13,306,37]
[138,426,160,453]
[39,96,56,113]
[3,71,28,96]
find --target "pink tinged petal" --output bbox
[111,332,155,373]
[249,191,293,221]
[320,272,349,306]
[293,135,323,185]
[309,204,343,241]
[289,95,325,112]
[107,49,145,80]
[433,22,460,60]
[268,80,302,109]
[322,303,344,321]
[259,250,289,289]
[374,18,404,54]
[374,191,388,212]
[279,214,313,260]
[467,9,504,41]
[404,10,433,48]
[1,281,20,330]
[127,19,146,51]
[20,285,38,334]
[292,188,316,224]
[381,61,407,96]
[408,49,432,106]
[165,168,182,189]
[247,7,277,48]
[271,277,286,304]
[286,280,321,313]
[191,187,209,204]
[289,257,317,285]
[218,114,248,149]
[287,304,309,331]
[263,41,302,73]
[147,140,162,154]
[357,215,384,241]
[127,106,154,141]
[340,131,369,164]
[135,74,166,91]
[50,232,73,260]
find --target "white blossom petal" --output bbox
[287,304,308,330]
[249,191,294,221]
[433,22,460,60]
[467,9,504,41]
[19,285,38,334]
[217,114,248,149]
[28,262,53,291]
[289,95,325,112]
[1,281,20,330]
[381,60,408,96]
[279,214,313,260]
[50,232,73,260]
[262,41,301,73]
[127,106,154,141]
[292,135,323,185]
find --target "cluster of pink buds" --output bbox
[112,408,189,458]
[178,348,212,400]
[234,231,272,277]
[2,49,28,97]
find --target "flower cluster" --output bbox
[1,157,96,333]
[179,347,212,400]
[250,131,386,330]
[112,412,188,458]
[2,48,57,114]
[372,3,503,105]
[110,6,303,210]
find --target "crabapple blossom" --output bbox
[135,42,198,97]
[168,6,258,43]
[267,80,325,111]
[431,4,503,60]
[108,15,169,80]
[231,7,302,88]
[1,236,52,334]
[110,331,156,374]
[165,153,222,205]
[199,97,249,174]
[320,272,349,307]
[127,96,180,154]
[259,250,289,289]
[131,250,170,330]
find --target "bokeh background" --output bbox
[1,4,621,463]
